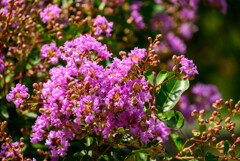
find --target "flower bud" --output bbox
[156,34,162,39]
[33,83,38,89]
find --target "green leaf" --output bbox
[113,148,131,161]
[192,130,201,137]
[117,127,125,134]
[63,156,83,161]
[15,58,27,72]
[224,140,230,154]
[153,4,164,13]
[156,71,168,85]
[155,72,189,112]
[135,152,147,161]
[80,155,93,161]
[199,125,206,133]
[99,2,106,10]
[125,150,147,161]
[158,110,184,130]
[170,132,184,151]
[144,70,155,86]
[84,136,93,147]
[237,151,240,158]
[98,154,109,161]
[1,107,9,119]
[205,152,217,161]
[24,112,38,118]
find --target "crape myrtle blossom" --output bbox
[0,0,8,15]
[29,35,170,157]
[180,57,198,79]
[180,23,198,40]
[192,83,221,110]
[0,54,5,73]
[40,4,61,23]
[40,43,61,64]
[0,140,37,161]
[166,33,186,54]
[128,47,147,64]
[0,142,20,157]
[94,15,114,37]
[208,0,227,14]
[151,13,173,34]
[6,83,29,108]
[130,1,145,29]
[152,0,226,55]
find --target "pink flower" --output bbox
[94,15,113,37]
[40,5,61,23]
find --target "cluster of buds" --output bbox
[176,99,240,160]
[0,121,34,161]
[146,34,162,67]
[172,55,198,80]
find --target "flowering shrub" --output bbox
[1,0,239,161]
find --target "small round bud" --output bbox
[212,137,217,142]
[199,109,205,115]
[75,16,81,22]
[33,83,38,89]
[156,34,162,39]
[191,109,198,117]
[148,37,152,42]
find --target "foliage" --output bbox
[0,0,239,161]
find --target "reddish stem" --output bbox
[156,75,176,87]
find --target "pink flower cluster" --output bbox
[30,35,170,157]
[152,0,226,54]
[6,83,29,108]
[40,5,61,23]
[94,15,113,37]
[130,1,145,29]
[180,57,198,79]
[0,142,20,158]
[40,43,61,64]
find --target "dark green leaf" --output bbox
[155,72,189,112]
[224,140,230,154]
[113,148,131,161]
[135,152,147,161]
[156,71,168,85]
[63,156,83,161]
[205,152,217,161]
[84,136,93,147]
[80,155,94,161]
[237,151,240,158]
[15,58,27,72]
[117,127,125,134]
[199,125,206,133]
[1,107,9,119]
[158,110,184,130]
[170,132,184,151]
[144,70,155,86]
[125,150,148,161]
[98,154,109,161]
